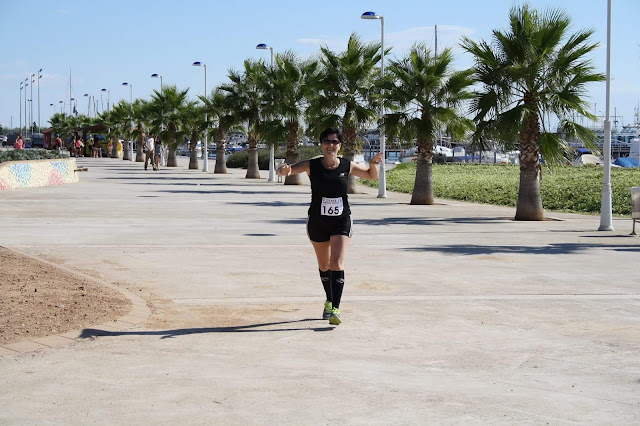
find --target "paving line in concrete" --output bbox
[173,293,640,305]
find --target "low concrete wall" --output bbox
[0,158,79,190]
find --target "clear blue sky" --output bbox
[1,0,639,132]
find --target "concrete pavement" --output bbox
[1,157,639,424]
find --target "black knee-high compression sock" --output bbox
[319,269,331,302]
[330,270,345,309]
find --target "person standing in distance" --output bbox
[14,134,24,150]
[144,133,155,170]
[277,128,383,325]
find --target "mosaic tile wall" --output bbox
[0,158,79,190]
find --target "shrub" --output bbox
[361,163,640,216]
[0,149,70,164]
[227,146,323,169]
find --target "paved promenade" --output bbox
[1,157,639,424]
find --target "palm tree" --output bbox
[201,88,239,174]
[307,33,382,193]
[49,112,71,144]
[461,5,604,220]
[381,44,475,205]
[260,51,320,185]
[220,60,265,179]
[147,86,190,167]
[182,101,206,170]
[131,99,149,162]
[102,101,131,158]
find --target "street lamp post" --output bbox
[27,99,32,135]
[122,82,134,161]
[30,73,35,135]
[84,93,91,116]
[19,82,23,137]
[58,100,63,115]
[361,11,387,198]
[151,73,165,164]
[599,0,614,231]
[193,61,208,172]
[37,69,42,132]
[257,43,276,182]
[101,88,110,113]
[151,73,163,91]
[24,78,29,138]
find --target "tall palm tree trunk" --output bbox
[136,132,144,162]
[188,129,199,169]
[167,125,179,167]
[410,139,434,205]
[342,122,357,193]
[123,142,131,160]
[167,146,178,167]
[214,129,227,173]
[246,133,260,178]
[515,114,544,220]
[110,138,118,158]
[284,121,301,185]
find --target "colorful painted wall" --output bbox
[0,158,79,190]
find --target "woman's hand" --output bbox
[369,152,383,165]
[278,163,292,177]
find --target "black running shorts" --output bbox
[306,215,353,242]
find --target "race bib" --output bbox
[321,197,343,216]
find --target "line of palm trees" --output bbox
[48,5,603,220]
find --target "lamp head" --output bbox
[84,93,89,97]
[192,61,203,67]
[256,43,270,50]
[101,88,108,92]
[151,73,160,78]
[122,82,130,86]
[361,11,380,19]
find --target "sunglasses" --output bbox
[321,139,341,145]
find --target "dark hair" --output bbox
[319,128,342,143]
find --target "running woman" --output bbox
[277,128,382,325]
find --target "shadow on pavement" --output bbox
[80,319,333,340]
[158,189,294,195]
[230,201,309,207]
[403,242,640,255]
[266,217,510,226]
[356,216,509,226]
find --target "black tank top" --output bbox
[308,157,351,217]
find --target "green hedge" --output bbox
[361,163,640,216]
[226,146,323,169]
[0,149,70,164]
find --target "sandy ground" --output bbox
[0,247,131,344]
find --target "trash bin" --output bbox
[631,187,640,235]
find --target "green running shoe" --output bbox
[329,307,341,325]
[323,301,332,320]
